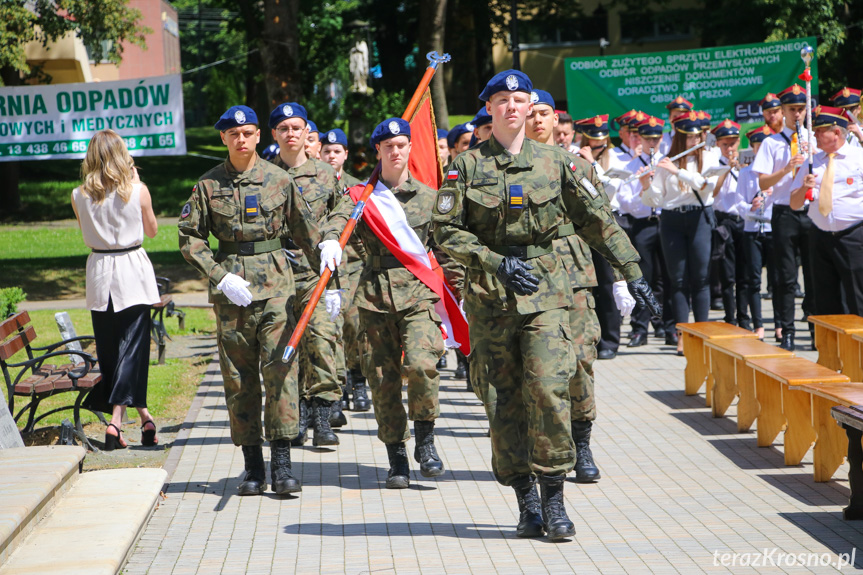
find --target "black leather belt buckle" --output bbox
[238,242,254,256]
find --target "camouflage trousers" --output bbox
[570,289,600,421]
[335,268,363,379]
[215,297,299,446]
[359,300,444,444]
[294,276,342,403]
[468,306,577,486]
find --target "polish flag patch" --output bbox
[447,170,459,180]
[569,161,577,171]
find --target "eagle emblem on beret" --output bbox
[530,91,539,104]
[843,87,851,98]
[283,105,293,117]
[689,111,697,121]
[465,123,474,131]
[327,132,337,143]
[723,119,732,128]
[635,112,645,121]
[594,116,602,127]
[648,117,657,127]
[234,110,246,124]
[675,96,684,104]
[506,75,519,90]
[793,85,802,95]
[389,121,400,134]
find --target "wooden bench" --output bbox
[151,277,186,365]
[831,405,863,519]
[787,382,863,482]
[852,333,863,382]
[807,314,863,378]
[746,357,850,467]
[1,312,103,450]
[704,338,794,431]
[677,322,758,406]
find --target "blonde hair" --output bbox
[79,130,135,203]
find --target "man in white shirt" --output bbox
[829,87,863,148]
[790,106,863,316]
[750,84,817,351]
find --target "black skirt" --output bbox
[83,298,152,414]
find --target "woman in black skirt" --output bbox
[71,130,162,450]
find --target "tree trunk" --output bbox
[0,66,22,215]
[260,0,303,106]
[418,0,449,129]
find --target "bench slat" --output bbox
[0,311,31,341]
[746,357,852,385]
[808,314,863,334]
[0,325,36,361]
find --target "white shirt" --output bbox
[713,157,747,216]
[593,146,635,208]
[738,165,774,233]
[660,132,672,156]
[643,154,718,209]
[790,143,863,232]
[617,151,664,219]
[750,125,818,205]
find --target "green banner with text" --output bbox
[0,74,186,162]
[565,37,818,132]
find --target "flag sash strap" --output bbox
[348,182,470,353]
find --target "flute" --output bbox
[621,141,707,185]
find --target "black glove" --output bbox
[628,276,662,319]
[496,257,541,296]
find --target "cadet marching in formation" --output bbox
[178,66,863,542]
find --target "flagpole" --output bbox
[799,45,815,200]
[282,51,451,364]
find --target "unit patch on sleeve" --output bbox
[437,191,455,214]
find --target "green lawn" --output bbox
[2,307,216,430]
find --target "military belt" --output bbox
[367,254,403,269]
[489,223,577,260]
[217,238,282,256]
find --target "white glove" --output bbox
[324,289,342,321]
[319,240,343,274]
[612,280,635,317]
[216,273,252,307]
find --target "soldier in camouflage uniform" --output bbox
[321,117,446,489]
[269,103,344,447]
[178,105,328,497]
[433,71,656,541]
[321,128,371,414]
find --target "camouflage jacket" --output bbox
[337,170,367,275]
[432,136,641,317]
[323,174,440,314]
[178,156,320,304]
[271,155,341,286]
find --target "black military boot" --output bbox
[572,420,601,483]
[237,445,266,496]
[539,474,576,541]
[512,476,544,538]
[329,397,347,428]
[413,420,445,477]
[270,439,302,495]
[436,354,447,369]
[350,369,371,412]
[340,372,352,411]
[311,397,340,447]
[291,398,309,447]
[454,351,468,379]
[385,443,410,489]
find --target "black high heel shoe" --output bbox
[141,419,158,447]
[104,423,127,451]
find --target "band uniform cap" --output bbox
[471,107,493,127]
[711,118,741,139]
[322,128,348,148]
[829,87,862,109]
[478,69,533,101]
[575,114,609,139]
[437,128,449,140]
[447,123,474,148]
[778,85,807,105]
[813,105,849,129]
[307,120,319,134]
[268,102,308,129]
[672,111,701,135]
[613,109,638,130]
[629,111,647,128]
[745,124,774,144]
[635,116,664,136]
[760,92,781,110]
[665,95,694,111]
[215,105,258,130]
[370,117,411,147]
[529,89,555,108]
[696,110,712,131]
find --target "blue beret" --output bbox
[322,128,348,147]
[530,89,555,108]
[370,117,411,147]
[446,123,473,148]
[307,120,319,134]
[215,105,258,130]
[478,69,533,102]
[268,102,307,129]
[472,107,492,127]
[437,128,449,140]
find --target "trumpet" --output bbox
[621,141,707,185]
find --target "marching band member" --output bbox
[829,87,863,147]
[661,96,694,155]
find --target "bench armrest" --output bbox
[30,335,96,353]
[6,350,97,387]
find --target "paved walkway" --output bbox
[125,306,863,574]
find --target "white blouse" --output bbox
[643,155,717,210]
[72,183,160,312]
